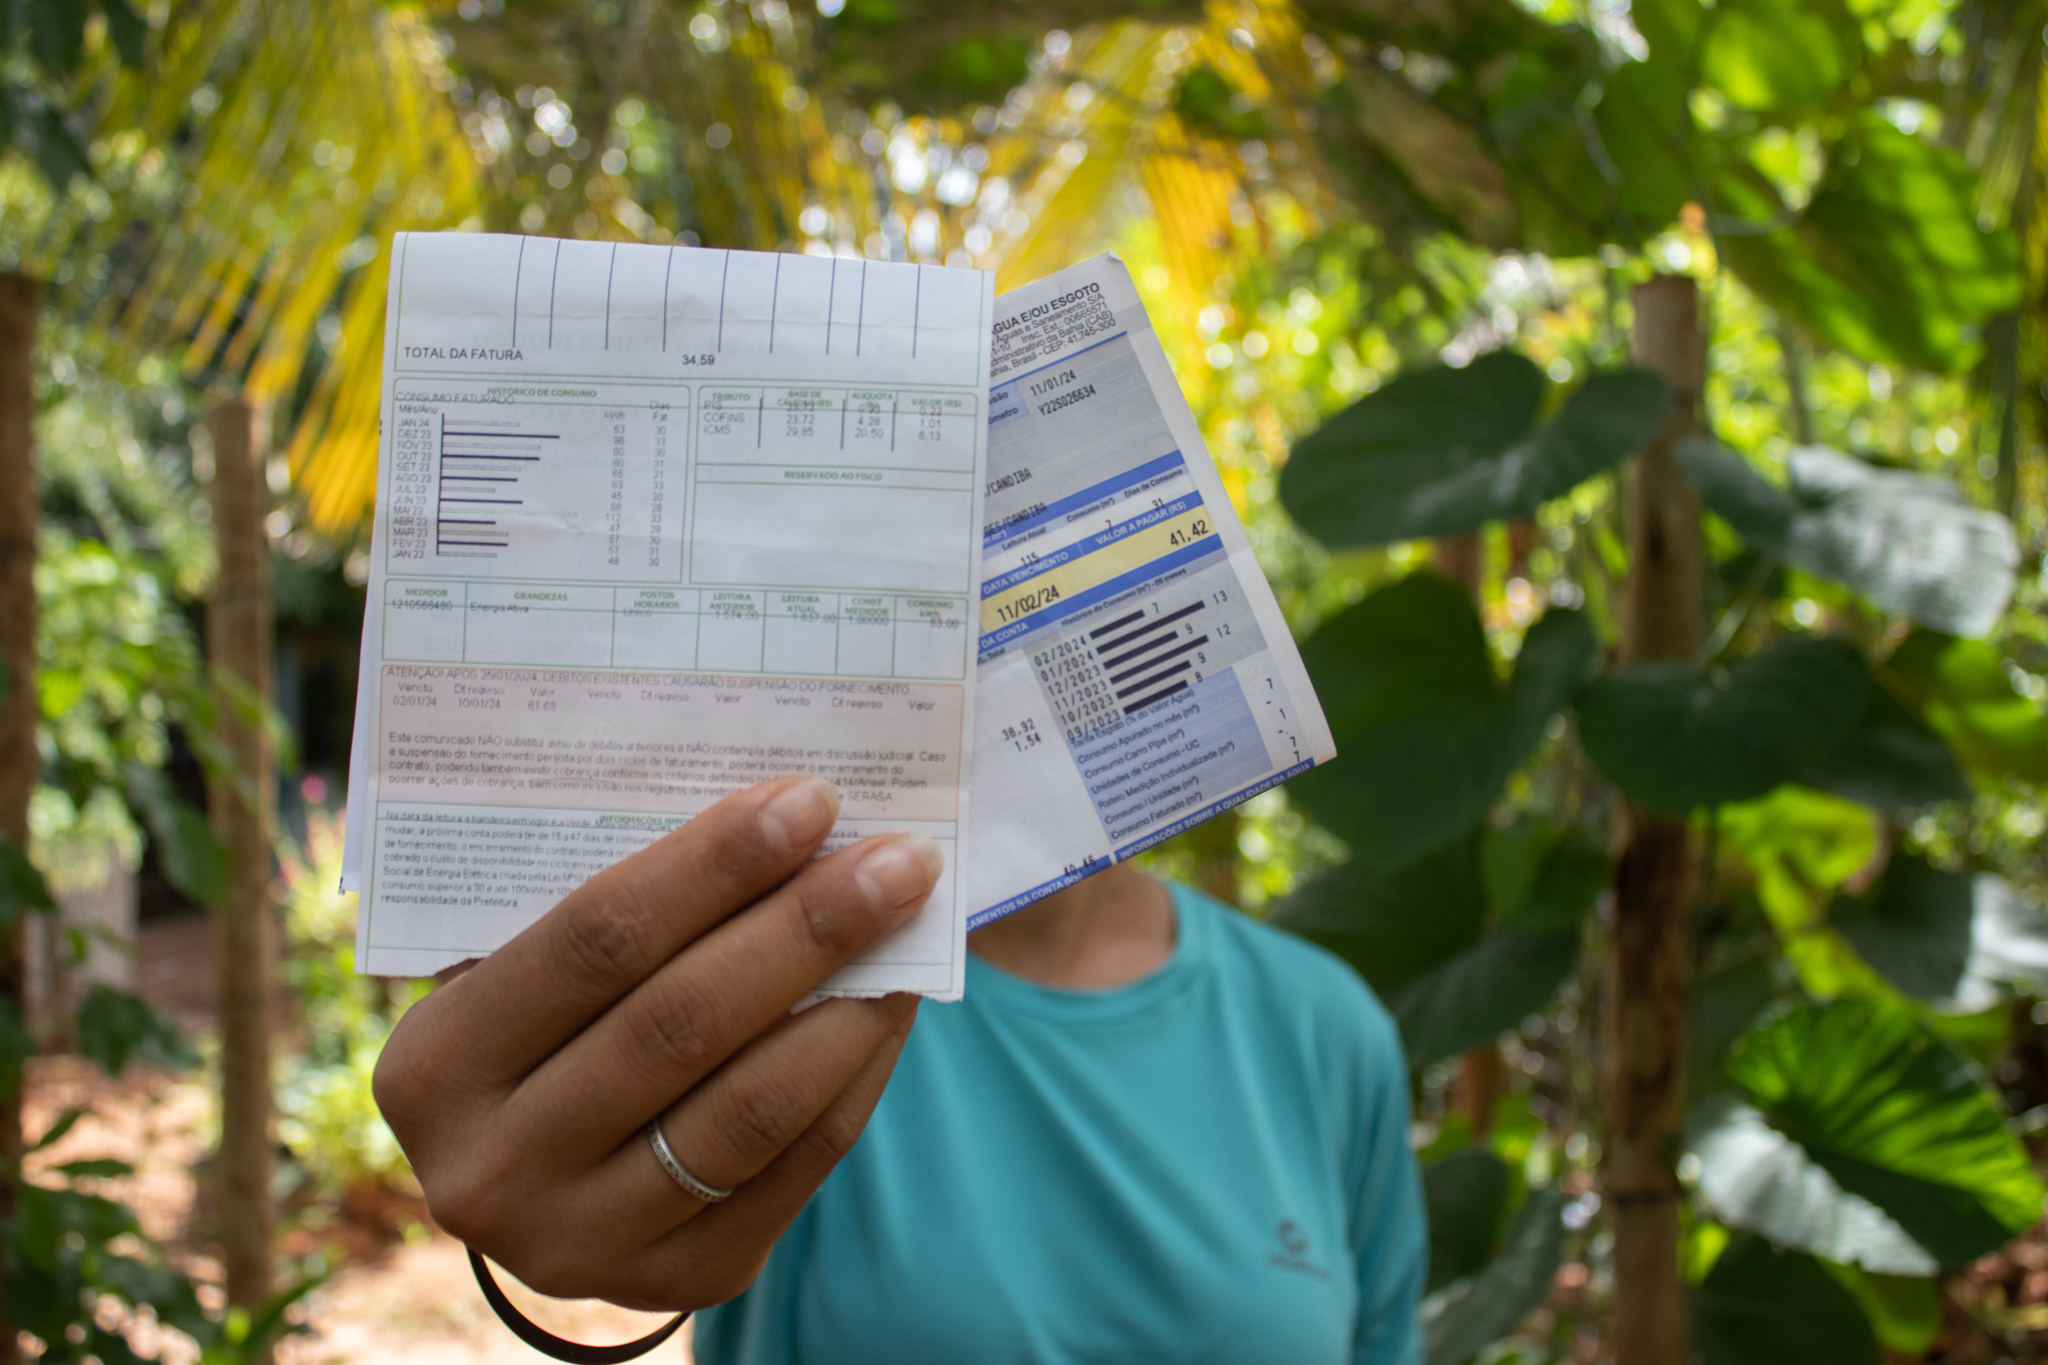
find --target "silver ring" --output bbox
[647,1120,735,1203]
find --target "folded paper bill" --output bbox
[961,254,1334,924]
[340,237,1333,996]
[340,233,992,998]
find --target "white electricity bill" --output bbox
[962,254,1336,925]
[340,232,993,999]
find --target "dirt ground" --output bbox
[22,911,697,1365]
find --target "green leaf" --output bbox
[30,100,90,187]
[99,0,146,65]
[1698,0,1855,113]
[1689,952,1784,1102]
[0,994,30,1100]
[77,985,198,1077]
[1883,630,2048,784]
[1281,351,1670,547]
[1824,1265,1942,1355]
[1421,1185,1565,1365]
[1578,635,1870,814]
[1689,1096,1938,1274]
[56,1158,136,1179]
[28,0,87,75]
[29,1105,91,1153]
[1292,574,1599,867]
[1394,929,1580,1068]
[0,837,56,931]
[125,765,229,907]
[1726,997,2045,1267]
[1796,681,1974,811]
[1679,440,2016,638]
[1692,1233,1880,1365]
[1784,448,2017,638]
[1268,834,1487,1000]
[1716,118,2020,374]
[1423,1148,1510,1292]
[1676,437,1799,548]
[1498,830,1607,933]
[1832,854,1973,1002]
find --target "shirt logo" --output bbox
[1268,1220,1329,1280]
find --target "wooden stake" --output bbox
[206,397,276,1325]
[0,271,39,1365]
[1605,274,1704,1365]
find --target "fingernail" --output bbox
[854,836,944,914]
[759,778,837,854]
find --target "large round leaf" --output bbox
[1281,351,1669,547]
[1831,854,1974,1002]
[1725,998,2045,1268]
[1796,682,1974,811]
[1421,1185,1565,1365]
[1677,439,2017,640]
[1294,574,1600,867]
[1423,1148,1511,1292]
[1267,835,1487,1001]
[1269,834,1580,1067]
[1393,929,1580,1067]
[1577,636,1869,814]
[1692,1233,1880,1365]
[1689,1096,1939,1275]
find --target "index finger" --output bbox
[413,776,842,1088]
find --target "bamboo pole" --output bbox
[0,271,39,1365]
[205,396,276,1327]
[1605,274,1704,1365]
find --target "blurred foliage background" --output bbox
[4,0,2048,1359]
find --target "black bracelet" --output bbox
[468,1246,690,1364]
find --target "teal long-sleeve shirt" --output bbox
[695,882,1426,1365]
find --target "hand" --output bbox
[372,777,935,1311]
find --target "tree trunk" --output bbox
[0,271,39,1365]
[1605,275,1704,1365]
[205,397,276,1327]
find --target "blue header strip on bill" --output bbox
[983,450,1187,549]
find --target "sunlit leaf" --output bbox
[1726,997,2045,1267]
[1281,351,1670,547]
[1689,1096,1939,1275]
[1883,630,2048,784]
[1698,0,1856,113]
[1578,636,1869,813]
[1825,1264,1942,1355]
[1716,117,2019,373]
